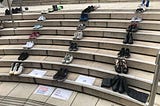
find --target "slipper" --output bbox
[127,88,149,103]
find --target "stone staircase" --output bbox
[0,1,160,106]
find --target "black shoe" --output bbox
[128,32,133,44]
[53,68,68,81]
[127,88,149,103]
[111,75,120,86]
[18,52,29,61]
[123,32,129,44]
[118,77,125,93]
[115,59,122,73]
[69,42,78,51]
[112,77,120,92]
[118,48,125,57]
[53,5,58,11]
[121,59,128,74]
[5,9,10,15]
[124,48,130,58]
[101,78,112,88]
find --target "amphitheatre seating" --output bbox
[0,1,160,106]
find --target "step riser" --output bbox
[0,38,157,56]
[0,49,155,72]
[4,21,160,31]
[1,13,160,21]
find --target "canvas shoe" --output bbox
[130,16,142,22]
[9,62,16,75]
[62,53,73,64]
[37,15,46,21]
[14,63,23,75]
[23,41,34,49]
[33,24,43,29]
[73,31,83,40]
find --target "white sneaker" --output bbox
[62,53,73,64]
[9,63,16,75]
[130,16,142,22]
[73,31,83,40]
[23,41,34,49]
[38,15,46,21]
[14,63,23,75]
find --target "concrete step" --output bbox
[0,67,149,106]
[0,55,156,92]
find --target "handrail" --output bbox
[148,50,160,106]
[7,0,15,29]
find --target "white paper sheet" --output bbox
[28,69,46,78]
[34,85,55,96]
[51,88,73,101]
[75,75,95,85]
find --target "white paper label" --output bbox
[75,75,95,85]
[51,88,73,101]
[34,85,55,96]
[28,69,46,78]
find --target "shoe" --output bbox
[127,88,149,103]
[57,5,63,10]
[14,63,23,75]
[121,59,128,74]
[124,48,130,58]
[126,24,138,32]
[62,53,73,64]
[77,24,86,30]
[112,77,120,92]
[37,15,46,21]
[123,32,129,44]
[130,16,142,22]
[18,52,29,61]
[128,32,133,44]
[118,48,125,57]
[29,32,40,39]
[9,62,16,75]
[23,41,34,49]
[5,9,10,15]
[33,24,43,29]
[53,68,68,81]
[80,13,89,21]
[53,5,58,11]
[118,77,125,93]
[101,78,112,88]
[115,59,122,73]
[69,42,78,51]
[41,10,48,14]
[73,31,83,40]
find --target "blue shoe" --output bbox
[80,13,88,21]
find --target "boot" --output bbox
[128,32,133,44]
[118,77,125,93]
[123,32,129,44]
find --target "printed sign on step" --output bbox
[51,88,73,101]
[28,69,46,78]
[34,85,55,96]
[75,75,96,85]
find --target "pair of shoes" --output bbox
[5,9,10,15]
[101,75,128,94]
[80,13,88,21]
[136,5,146,13]
[18,52,29,61]
[130,16,142,22]
[82,5,99,14]
[62,53,73,64]
[69,42,78,51]
[29,32,40,39]
[23,41,34,49]
[53,68,68,81]
[37,15,46,21]
[9,62,24,75]
[51,5,63,12]
[12,7,22,14]
[141,0,150,7]
[123,32,133,44]
[73,31,83,40]
[33,24,43,29]
[127,88,149,103]
[77,23,86,30]
[118,48,130,58]
[126,23,138,32]
[115,57,128,74]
